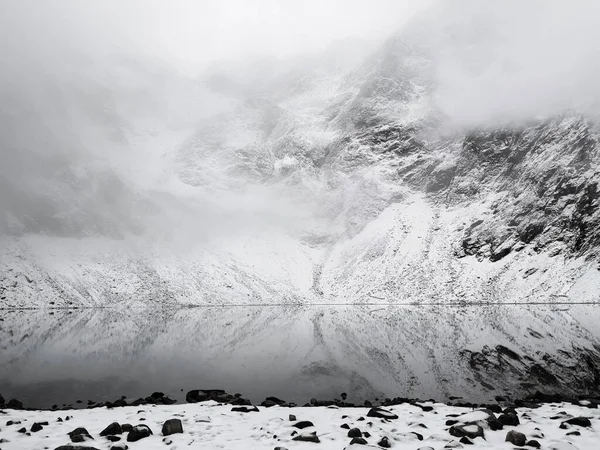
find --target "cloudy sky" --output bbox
[1,0,430,74]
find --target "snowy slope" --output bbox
[1,11,599,308]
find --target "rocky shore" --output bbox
[1,390,599,449]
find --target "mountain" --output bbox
[1,11,599,308]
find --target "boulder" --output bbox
[562,417,592,427]
[292,432,320,443]
[449,424,484,440]
[100,422,122,436]
[347,428,362,438]
[162,418,183,436]
[127,424,153,442]
[366,407,398,420]
[378,436,391,448]
[506,430,527,446]
[293,421,314,429]
[350,437,368,445]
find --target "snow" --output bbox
[1,401,599,450]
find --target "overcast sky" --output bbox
[1,0,430,74]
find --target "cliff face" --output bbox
[1,24,599,308]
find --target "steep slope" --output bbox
[1,15,599,307]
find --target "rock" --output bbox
[6,399,23,409]
[30,422,44,432]
[127,424,153,442]
[459,437,473,445]
[363,431,371,438]
[347,428,362,438]
[367,407,398,420]
[446,420,459,426]
[350,437,368,445]
[106,435,121,442]
[566,431,581,436]
[378,436,391,448]
[526,440,541,448]
[449,424,484,440]
[162,419,183,436]
[292,432,320,443]
[69,427,94,443]
[340,423,350,429]
[231,406,259,413]
[506,430,527,446]
[110,446,128,450]
[100,422,122,436]
[121,424,133,432]
[289,414,296,422]
[293,420,314,429]
[261,397,286,407]
[499,413,520,426]
[55,447,100,450]
[17,427,26,433]
[409,432,424,440]
[562,417,592,427]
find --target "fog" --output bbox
[0,0,599,245]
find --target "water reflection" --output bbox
[1,305,600,409]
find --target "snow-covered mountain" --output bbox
[1,5,599,308]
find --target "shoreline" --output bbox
[1,394,599,450]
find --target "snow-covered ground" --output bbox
[1,401,599,449]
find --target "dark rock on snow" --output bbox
[106,435,121,442]
[378,436,391,448]
[100,422,122,436]
[69,427,94,443]
[30,422,44,432]
[292,432,320,443]
[231,406,259,413]
[449,424,485,440]
[562,417,592,427]
[293,420,314,429]
[505,430,527,446]
[350,437,368,445]
[162,418,184,436]
[126,424,153,442]
[347,427,362,438]
[366,407,398,420]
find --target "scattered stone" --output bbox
[526,440,541,448]
[100,422,122,436]
[566,431,581,436]
[55,447,100,450]
[363,431,371,438]
[162,418,183,436]
[350,437,368,445]
[409,431,424,440]
[231,406,259,413]
[367,407,398,420]
[459,436,473,445]
[30,422,44,432]
[292,432,320,443]
[69,427,93,443]
[562,417,592,428]
[378,436,391,448]
[340,423,350,429]
[449,424,484,440]
[17,427,26,434]
[347,427,362,438]
[293,421,314,429]
[274,447,289,450]
[110,445,128,450]
[289,414,296,422]
[261,397,286,407]
[506,430,527,446]
[106,435,121,442]
[127,424,153,442]
[499,413,520,426]
[121,424,133,432]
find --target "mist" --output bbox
[1,0,599,247]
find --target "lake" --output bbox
[1,304,600,409]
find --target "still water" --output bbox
[1,304,599,409]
